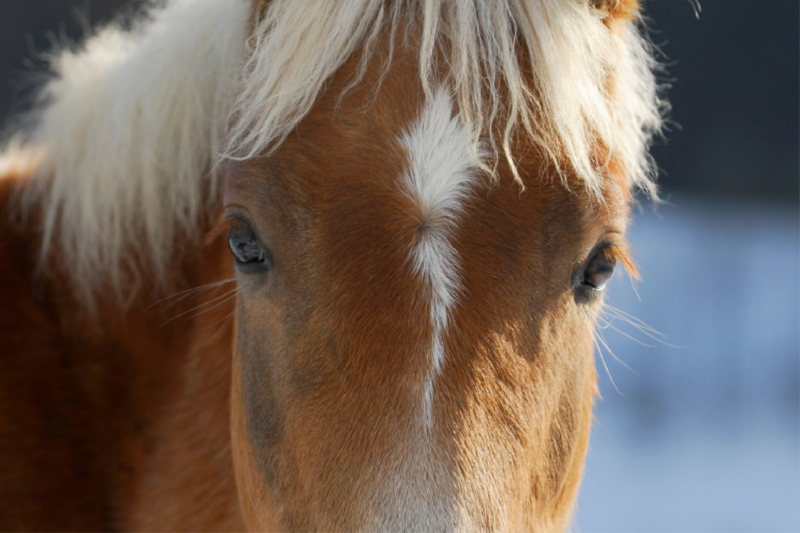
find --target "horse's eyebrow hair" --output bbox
[606,242,639,280]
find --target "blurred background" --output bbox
[1,1,797,531]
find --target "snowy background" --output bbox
[575,196,799,532]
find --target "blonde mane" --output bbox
[229,0,663,193]
[6,0,663,303]
[15,0,250,304]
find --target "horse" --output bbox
[0,0,663,530]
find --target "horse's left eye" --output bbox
[580,248,616,292]
[228,224,273,273]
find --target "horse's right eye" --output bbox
[228,224,274,273]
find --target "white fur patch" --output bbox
[400,88,483,427]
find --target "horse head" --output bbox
[2,0,662,530]
[221,1,657,529]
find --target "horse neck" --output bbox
[0,168,242,530]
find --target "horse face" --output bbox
[223,50,631,532]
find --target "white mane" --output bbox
[16,0,250,303]
[7,0,663,303]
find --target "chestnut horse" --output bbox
[0,0,662,530]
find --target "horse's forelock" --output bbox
[228,0,663,196]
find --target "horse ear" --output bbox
[591,0,641,20]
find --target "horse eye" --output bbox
[581,248,616,292]
[228,224,273,273]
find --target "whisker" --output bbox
[161,285,240,325]
[627,271,642,302]
[603,305,684,348]
[597,316,657,349]
[150,275,236,311]
[592,334,622,396]
[595,326,638,376]
[603,305,665,337]
[181,289,241,324]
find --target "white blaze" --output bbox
[400,88,483,427]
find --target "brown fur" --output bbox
[0,172,243,531]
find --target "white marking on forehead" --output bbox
[400,87,483,428]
